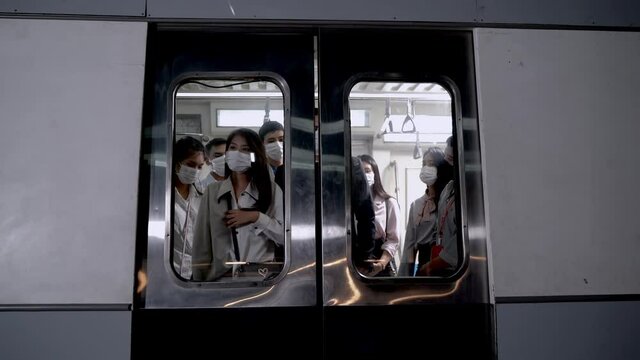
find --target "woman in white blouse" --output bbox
[192,128,284,281]
[358,154,401,277]
[172,136,206,280]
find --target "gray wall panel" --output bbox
[0,311,131,360]
[2,0,640,27]
[478,0,640,27]
[0,19,147,304]
[475,28,640,297]
[497,302,640,360]
[146,0,476,22]
[0,0,145,17]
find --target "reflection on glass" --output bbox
[172,79,286,282]
[348,82,458,278]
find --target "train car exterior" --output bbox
[1,1,640,359]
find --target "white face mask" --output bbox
[199,163,212,181]
[176,164,199,185]
[365,172,375,187]
[226,150,253,173]
[210,155,226,177]
[419,165,438,185]
[265,141,283,162]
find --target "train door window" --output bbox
[348,81,461,278]
[172,77,287,284]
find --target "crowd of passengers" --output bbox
[173,120,458,281]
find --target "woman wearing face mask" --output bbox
[173,136,206,279]
[192,128,284,281]
[400,147,451,276]
[357,154,401,277]
[419,136,457,276]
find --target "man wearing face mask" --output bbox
[400,146,452,276]
[173,136,206,279]
[198,137,227,190]
[258,121,285,191]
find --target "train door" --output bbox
[133,25,493,359]
[318,28,494,358]
[132,26,321,359]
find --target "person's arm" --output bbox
[252,183,284,245]
[380,198,401,262]
[369,250,392,276]
[418,256,450,276]
[222,182,284,245]
[402,201,417,264]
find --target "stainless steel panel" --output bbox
[140,31,316,308]
[0,0,145,16]
[319,29,489,305]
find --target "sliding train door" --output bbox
[134,24,493,359]
[133,26,319,359]
[318,28,494,358]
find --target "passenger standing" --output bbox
[173,136,206,279]
[419,136,457,276]
[351,156,377,272]
[358,154,401,276]
[258,121,285,190]
[192,128,284,281]
[198,137,227,190]
[400,147,450,276]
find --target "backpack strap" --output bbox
[223,193,241,262]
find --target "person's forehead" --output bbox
[265,130,284,138]
[185,151,204,163]
[231,135,248,145]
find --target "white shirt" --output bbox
[372,194,401,259]
[173,185,202,279]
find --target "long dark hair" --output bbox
[358,154,392,200]
[225,128,273,213]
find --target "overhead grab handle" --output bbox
[401,99,416,133]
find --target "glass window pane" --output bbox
[350,110,369,127]
[217,110,284,127]
[348,81,460,279]
[173,78,286,283]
